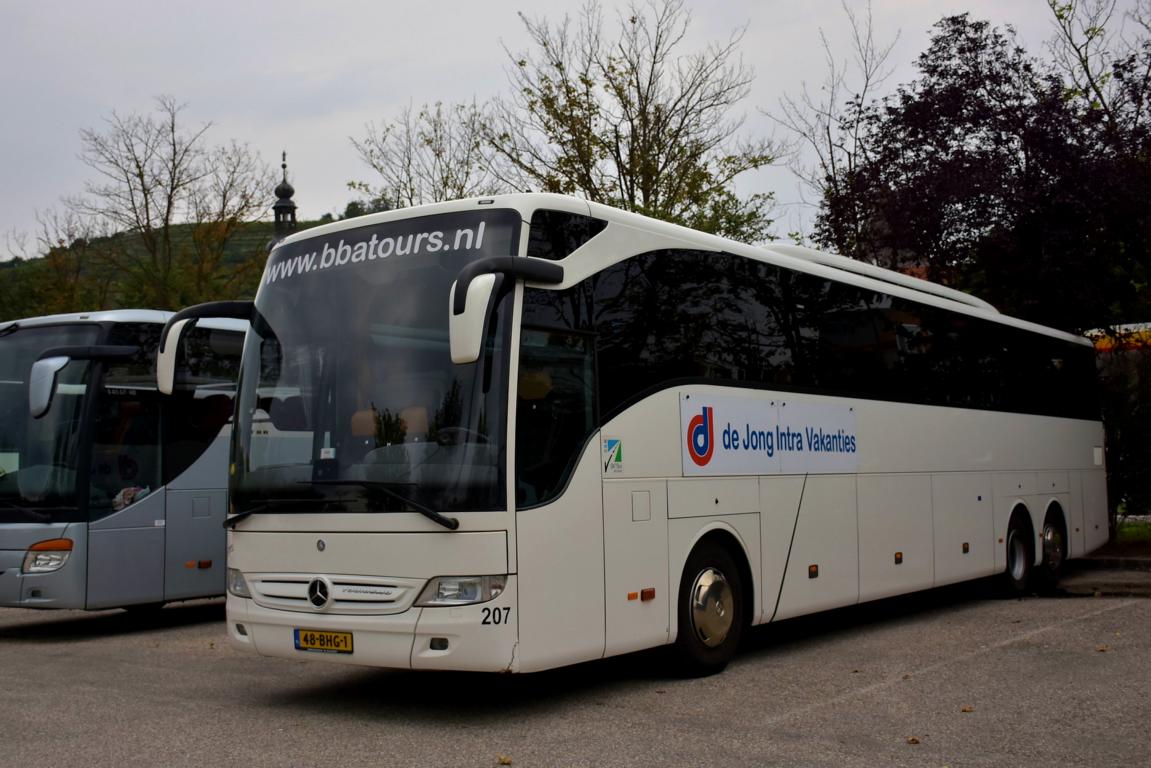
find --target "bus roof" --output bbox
[271,192,1093,349]
[0,309,247,333]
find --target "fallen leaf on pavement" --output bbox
[906,736,920,745]
[960,705,974,713]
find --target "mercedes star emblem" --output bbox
[307,578,330,608]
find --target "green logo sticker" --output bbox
[603,438,623,474]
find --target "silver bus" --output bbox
[0,310,244,610]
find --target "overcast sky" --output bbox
[0,0,1140,256]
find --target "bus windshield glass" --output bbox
[232,209,520,515]
[0,324,100,522]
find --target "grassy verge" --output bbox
[1117,519,1151,545]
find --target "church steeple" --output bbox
[272,151,297,238]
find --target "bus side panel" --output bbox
[773,475,858,622]
[1082,469,1109,554]
[759,475,805,624]
[164,489,226,600]
[858,474,934,601]
[932,473,995,586]
[992,473,1037,573]
[163,433,229,600]
[515,440,605,673]
[667,477,762,623]
[603,480,669,657]
[1067,471,1086,558]
[87,490,166,609]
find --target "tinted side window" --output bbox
[527,210,608,260]
[593,250,796,419]
[517,248,1098,504]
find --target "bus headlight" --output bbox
[416,575,506,606]
[227,568,251,598]
[22,539,73,574]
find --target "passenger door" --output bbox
[86,364,165,609]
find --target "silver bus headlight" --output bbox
[416,575,506,606]
[227,568,251,598]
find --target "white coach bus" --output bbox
[161,194,1107,674]
[0,310,244,609]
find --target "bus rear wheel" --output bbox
[673,541,745,676]
[1004,515,1033,595]
[1034,513,1068,591]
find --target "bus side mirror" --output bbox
[28,357,71,419]
[157,318,194,395]
[449,274,498,364]
[448,256,565,365]
[157,300,254,395]
[29,344,140,419]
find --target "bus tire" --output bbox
[1035,510,1068,591]
[1003,512,1033,595]
[672,540,745,676]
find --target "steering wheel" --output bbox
[434,427,489,446]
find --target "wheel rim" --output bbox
[689,567,734,648]
[1008,529,1028,582]
[1042,523,1065,573]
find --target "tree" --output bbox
[809,13,1151,524]
[487,0,777,241]
[31,209,115,314]
[1045,0,1151,136]
[815,15,1151,332]
[350,101,502,209]
[769,1,898,243]
[62,96,274,309]
[352,0,779,242]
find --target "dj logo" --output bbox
[686,406,715,466]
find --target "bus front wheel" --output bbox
[673,541,745,676]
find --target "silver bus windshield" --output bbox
[231,209,521,516]
[0,324,99,522]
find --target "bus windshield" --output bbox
[232,209,520,516]
[0,324,100,522]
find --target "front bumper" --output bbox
[227,575,519,672]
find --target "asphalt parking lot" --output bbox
[1,582,1147,768]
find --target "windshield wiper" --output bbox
[0,321,20,337]
[223,504,267,529]
[305,480,460,531]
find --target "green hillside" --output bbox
[0,219,326,321]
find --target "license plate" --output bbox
[293,628,353,654]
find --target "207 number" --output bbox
[481,607,511,625]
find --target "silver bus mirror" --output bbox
[157,301,254,395]
[449,274,497,364]
[28,356,70,419]
[157,318,194,395]
[29,344,140,418]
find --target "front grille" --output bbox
[248,573,423,615]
